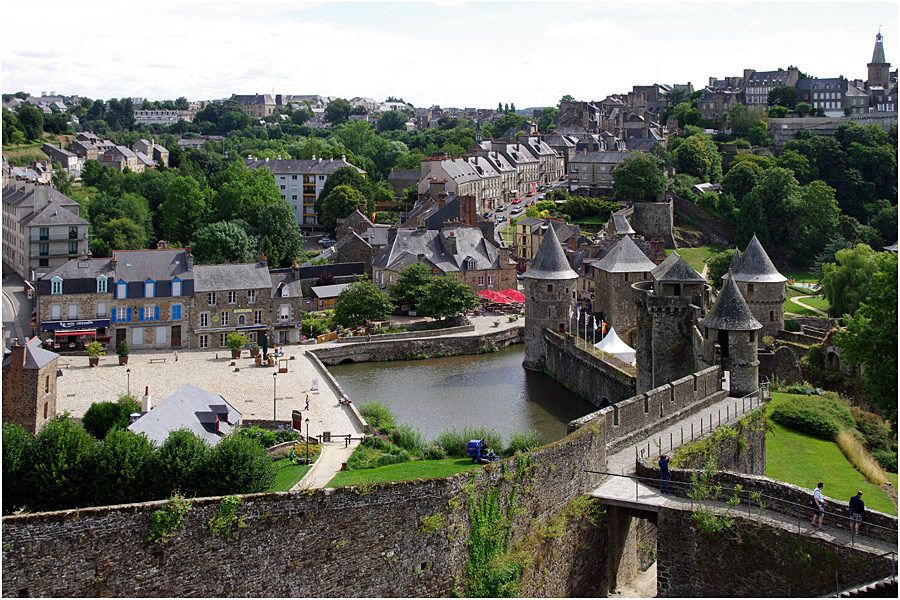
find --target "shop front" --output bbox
[41,319,111,352]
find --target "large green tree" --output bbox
[767,86,798,109]
[316,166,370,217]
[418,275,478,320]
[16,104,44,141]
[159,176,212,245]
[722,161,762,202]
[378,109,410,132]
[822,244,893,317]
[216,160,285,225]
[82,395,142,440]
[91,428,155,506]
[673,133,722,182]
[612,153,667,202]
[324,98,352,125]
[388,263,434,310]
[256,202,304,267]
[152,429,211,499]
[2,424,32,514]
[199,435,274,496]
[22,416,96,511]
[321,184,366,231]
[192,221,256,264]
[736,167,800,247]
[783,180,840,263]
[334,280,394,328]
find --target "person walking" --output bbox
[849,491,865,535]
[811,482,826,529]
[659,454,671,495]
[304,394,309,411]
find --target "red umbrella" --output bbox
[478,289,513,304]
[499,289,525,303]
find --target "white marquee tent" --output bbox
[593,326,636,365]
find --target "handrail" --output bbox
[589,471,899,540]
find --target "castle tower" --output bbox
[2,337,59,434]
[868,31,891,90]
[701,272,762,397]
[593,235,657,347]
[522,225,578,370]
[729,235,786,339]
[634,252,708,393]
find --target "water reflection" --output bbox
[328,345,595,442]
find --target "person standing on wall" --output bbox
[849,490,865,535]
[811,482,826,529]
[659,454,670,494]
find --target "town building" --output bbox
[517,136,565,185]
[129,384,241,446]
[567,151,631,193]
[728,235,787,340]
[697,88,740,123]
[484,141,540,198]
[191,261,272,350]
[99,145,143,173]
[513,218,581,263]
[231,94,276,118]
[131,139,170,168]
[2,180,89,280]
[41,144,84,179]
[418,156,489,212]
[2,338,59,434]
[246,156,365,227]
[867,31,892,90]
[742,66,800,106]
[795,77,860,116]
[557,101,602,132]
[387,168,420,198]
[590,235,657,346]
[133,110,195,126]
[309,283,350,310]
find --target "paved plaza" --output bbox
[55,346,362,439]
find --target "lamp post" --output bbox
[305,417,310,465]
[126,368,131,395]
[272,371,277,420]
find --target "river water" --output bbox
[328,345,596,443]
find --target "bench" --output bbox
[149,358,167,364]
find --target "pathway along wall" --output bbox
[1,415,606,598]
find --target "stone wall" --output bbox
[656,507,896,597]
[631,201,675,248]
[334,323,475,343]
[758,345,803,385]
[305,350,369,432]
[543,329,636,407]
[1,417,608,597]
[310,326,523,365]
[672,195,735,246]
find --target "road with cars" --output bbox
[489,180,568,245]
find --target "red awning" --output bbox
[499,289,525,303]
[54,330,96,337]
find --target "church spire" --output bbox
[872,30,887,65]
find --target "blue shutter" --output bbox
[139,307,145,322]
[154,306,160,321]
[110,308,116,324]
[172,304,181,320]
[126,307,132,322]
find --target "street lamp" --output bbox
[126,368,131,395]
[305,417,310,465]
[272,372,278,421]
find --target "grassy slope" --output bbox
[269,458,312,492]
[766,393,896,515]
[781,269,819,284]
[328,457,482,487]
[668,245,724,273]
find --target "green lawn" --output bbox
[781,269,819,284]
[784,297,819,317]
[801,295,830,312]
[327,457,482,488]
[269,458,312,492]
[765,393,896,515]
[668,244,725,274]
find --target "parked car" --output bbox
[496,215,506,223]
[511,198,523,204]
[511,206,523,215]
[319,236,335,247]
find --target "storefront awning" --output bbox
[55,330,96,337]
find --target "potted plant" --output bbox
[116,340,130,365]
[249,341,260,358]
[226,332,247,359]
[86,341,105,367]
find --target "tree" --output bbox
[737,167,801,248]
[215,160,284,225]
[417,275,478,320]
[767,86,797,109]
[255,202,304,267]
[91,428,155,506]
[98,217,148,251]
[316,166,370,217]
[612,153,667,201]
[82,395,142,440]
[389,263,434,310]
[864,199,897,245]
[746,121,772,146]
[783,180,840,263]
[192,221,255,264]
[16,104,44,141]
[776,149,814,184]
[159,176,212,245]
[767,105,789,118]
[22,416,96,511]
[2,424,32,514]
[673,102,701,128]
[847,142,897,202]
[537,107,558,133]
[321,185,365,232]
[199,434,274,497]
[378,109,409,132]
[153,429,211,499]
[726,104,751,136]
[721,161,762,202]
[334,280,394,328]
[324,98,352,125]
[52,168,74,195]
[795,102,812,117]
[822,244,893,317]
[672,134,722,182]
[706,249,736,288]
[834,253,898,419]
[291,107,313,125]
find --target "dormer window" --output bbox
[144,279,155,298]
[116,279,128,299]
[465,258,476,270]
[172,278,182,297]
[50,276,63,295]
[96,275,108,293]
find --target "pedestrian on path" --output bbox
[849,490,865,535]
[659,455,671,494]
[305,395,309,411]
[811,482,826,528]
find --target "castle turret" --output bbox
[868,31,891,90]
[730,235,786,339]
[701,272,762,397]
[593,235,657,346]
[634,252,708,393]
[522,225,578,370]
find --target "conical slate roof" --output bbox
[523,224,578,280]
[594,235,656,273]
[701,272,762,331]
[723,247,742,279]
[652,252,705,283]
[872,32,887,64]
[732,235,786,283]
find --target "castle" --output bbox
[524,230,785,399]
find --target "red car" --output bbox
[511,198,523,204]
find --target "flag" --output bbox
[593,318,599,331]
[568,305,573,319]
[602,321,607,336]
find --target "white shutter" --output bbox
[132,327,143,346]
[155,326,167,345]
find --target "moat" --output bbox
[328,345,595,442]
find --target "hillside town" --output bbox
[2,4,899,598]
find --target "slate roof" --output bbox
[20,203,87,227]
[2,184,81,210]
[523,225,578,280]
[569,151,632,165]
[723,248,742,279]
[388,169,419,182]
[611,213,636,235]
[193,262,272,292]
[374,227,505,273]
[360,226,390,247]
[112,248,194,282]
[872,33,887,64]
[128,384,241,447]
[593,235,656,273]
[311,283,351,299]
[652,252,705,283]
[2,337,59,370]
[246,158,365,176]
[732,235,786,283]
[700,273,762,332]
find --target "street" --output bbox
[489,179,567,245]
[2,264,34,348]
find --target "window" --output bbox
[97,302,107,317]
[547,284,553,293]
[254,310,262,324]
[747,283,754,296]
[207,292,216,305]
[199,334,208,349]
[39,258,48,267]
[238,314,246,326]
[219,333,227,347]
[280,305,290,321]
[97,276,107,293]
[117,280,127,299]
[477,276,484,286]
[45,375,50,394]
[228,291,237,304]
[769,310,774,322]
[291,175,297,180]
[750,331,756,343]
[220,312,229,326]
[172,304,182,320]
[200,312,209,328]
[68,241,78,255]
[248,290,257,303]
[281,286,289,298]
[51,304,61,319]
[51,276,63,295]
[172,278,182,297]
[67,304,77,318]
[44,402,48,419]
[144,279,155,298]
[132,326,143,346]
[547,306,553,317]
[39,227,49,240]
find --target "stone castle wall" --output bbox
[543,329,636,407]
[672,195,735,246]
[631,201,675,248]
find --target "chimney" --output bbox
[214,414,220,434]
[141,386,152,412]
[109,253,118,271]
[10,342,26,369]
[443,230,457,255]
[185,247,194,269]
[156,240,169,250]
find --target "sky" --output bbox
[2,0,897,108]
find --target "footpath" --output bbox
[293,440,360,490]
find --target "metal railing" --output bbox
[589,471,898,548]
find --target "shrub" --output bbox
[91,428,156,505]
[359,402,396,433]
[2,424,33,514]
[850,407,896,453]
[85,341,106,357]
[226,332,247,351]
[784,319,801,332]
[23,416,97,511]
[153,429,211,498]
[769,394,854,440]
[391,424,425,454]
[82,395,141,439]
[505,430,545,455]
[115,340,129,356]
[436,427,503,458]
[346,436,410,470]
[199,435,275,496]
[147,494,191,543]
[234,426,298,450]
[423,443,447,460]
[872,449,898,472]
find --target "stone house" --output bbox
[334,209,391,275]
[418,157,491,213]
[697,88,740,123]
[541,132,578,174]
[403,193,478,230]
[387,169,420,198]
[41,143,83,178]
[99,145,143,173]
[2,337,59,434]
[129,384,241,447]
[513,218,581,263]
[310,283,350,310]
[557,101,602,132]
[567,151,632,193]
[486,141,540,198]
[728,235,786,340]
[742,66,800,107]
[1,179,89,280]
[470,150,517,205]
[191,261,273,350]
[517,136,565,186]
[68,139,100,161]
[131,139,170,167]
[231,94,276,118]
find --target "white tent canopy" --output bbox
[593,326,636,365]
